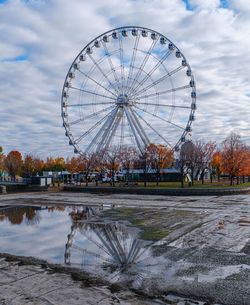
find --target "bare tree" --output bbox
[118,146,136,183]
[104,146,120,187]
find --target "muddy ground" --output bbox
[0,192,250,304]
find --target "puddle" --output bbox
[0,204,155,282]
[0,197,249,304]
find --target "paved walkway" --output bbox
[0,257,220,305]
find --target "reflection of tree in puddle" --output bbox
[65,208,155,283]
[0,205,67,225]
[0,206,42,225]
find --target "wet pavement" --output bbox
[0,192,249,305]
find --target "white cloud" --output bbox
[0,0,250,159]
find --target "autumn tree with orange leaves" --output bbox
[23,154,35,177]
[33,157,44,173]
[211,151,223,182]
[66,157,79,181]
[4,151,23,180]
[147,143,174,186]
[221,133,249,185]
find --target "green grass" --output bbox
[102,208,174,241]
[104,180,250,189]
[139,227,172,241]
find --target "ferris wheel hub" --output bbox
[116,94,130,106]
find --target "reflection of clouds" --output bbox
[0,206,72,264]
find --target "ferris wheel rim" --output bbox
[61,26,196,156]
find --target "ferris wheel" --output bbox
[61,26,196,156]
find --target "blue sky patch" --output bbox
[220,0,228,8]
[182,0,193,11]
[0,56,28,63]
[182,0,229,10]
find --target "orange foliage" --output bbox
[66,157,79,178]
[33,158,44,172]
[23,154,35,176]
[146,143,174,185]
[221,133,249,184]
[4,151,23,178]
[211,151,223,180]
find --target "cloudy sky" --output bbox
[0,0,250,159]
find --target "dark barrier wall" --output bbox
[63,186,250,196]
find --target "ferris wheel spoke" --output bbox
[135,84,190,100]
[70,105,115,126]
[71,86,116,101]
[134,105,185,131]
[131,50,172,95]
[133,65,184,98]
[85,107,119,153]
[134,110,173,149]
[134,101,190,109]
[123,105,143,153]
[125,33,140,93]
[72,244,112,262]
[118,35,125,95]
[127,39,157,96]
[67,101,115,107]
[88,54,119,95]
[78,69,117,97]
[75,109,115,144]
[101,41,121,92]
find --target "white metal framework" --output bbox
[61,26,196,155]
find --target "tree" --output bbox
[4,151,23,180]
[43,157,56,171]
[33,157,44,173]
[77,153,97,186]
[179,141,196,186]
[211,151,223,182]
[0,146,5,176]
[118,146,136,183]
[104,147,120,187]
[54,157,66,171]
[66,157,78,182]
[23,154,35,177]
[179,140,216,186]
[137,146,150,187]
[147,143,174,186]
[221,133,248,185]
[195,141,216,184]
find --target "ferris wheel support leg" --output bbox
[123,105,143,153]
[84,107,118,154]
[127,107,149,148]
[129,107,150,146]
[96,106,119,153]
[103,109,123,153]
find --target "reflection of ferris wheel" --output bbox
[61,26,196,156]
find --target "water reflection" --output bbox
[65,208,152,282]
[0,205,42,225]
[0,204,156,283]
